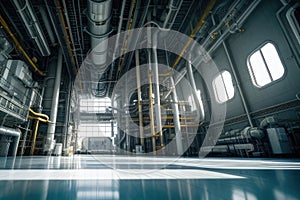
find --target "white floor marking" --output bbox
[0,169,245,180]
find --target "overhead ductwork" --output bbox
[87,0,112,96]
[12,0,51,56]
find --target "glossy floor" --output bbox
[0,155,299,200]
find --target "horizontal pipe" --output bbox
[0,126,21,157]
[38,6,56,46]
[13,0,51,56]
[0,126,21,137]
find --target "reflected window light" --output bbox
[233,189,257,200]
[212,71,234,103]
[247,42,285,87]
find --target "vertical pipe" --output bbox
[152,38,164,149]
[186,58,204,121]
[222,41,253,127]
[135,50,145,146]
[11,134,20,157]
[63,80,72,148]
[45,48,63,153]
[30,120,39,155]
[124,76,130,152]
[111,121,114,137]
[170,77,183,155]
[149,71,156,154]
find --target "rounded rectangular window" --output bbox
[247,42,285,87]
[212,71,234,103]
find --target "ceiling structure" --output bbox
[0,0,244,97]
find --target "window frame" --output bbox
[212,70,235,104]
[246,41,286,88]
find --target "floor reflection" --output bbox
[0,156,299,200]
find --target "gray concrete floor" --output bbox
[0,155,299,200]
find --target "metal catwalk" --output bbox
[0,155,299,200]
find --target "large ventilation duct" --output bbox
[12,0,50,56]
[0,126,20,157]
[87,0,112,95]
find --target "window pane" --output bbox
[249,50,271,87]
[213,75,227,103]
[261,43,285,80]
[213,71,234,103]
[222,71,234,100]
[248,42,284,87]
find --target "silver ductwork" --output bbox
[87,0,112,95]
[12,0,50,56]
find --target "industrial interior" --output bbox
[0,0,300,199]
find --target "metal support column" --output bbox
[135,50,144,146]
[44,48,63,154]
[170,77,183,155]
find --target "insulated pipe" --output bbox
[44,48,63,153]
[38,6,56,46]
[87,0,112,95]
[170,77,183,155]
[0,126,21,157]
[13,0,50,56]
